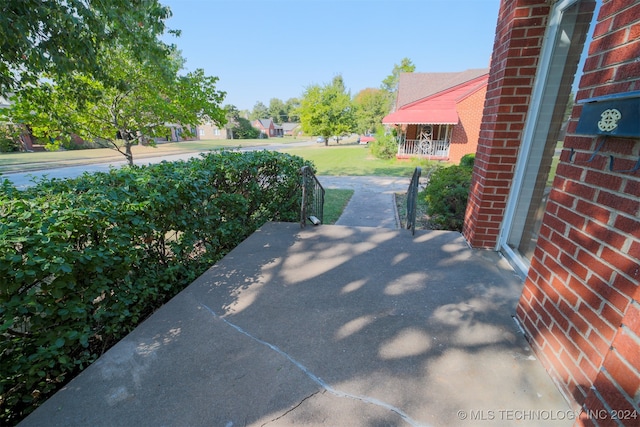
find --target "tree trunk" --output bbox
[124,138,134,166]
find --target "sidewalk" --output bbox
[18,178,573,427]
[319,175,410,229]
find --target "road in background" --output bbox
[2,140,315,189]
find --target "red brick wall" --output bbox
[463,0,550,249]
[515,1,640,425]
[449,84,488,165]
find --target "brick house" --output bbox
[463,1,640,425]
[196,121,228,140]
[252,118,283,137]
[281,122,301,137]
[382,69,489,164]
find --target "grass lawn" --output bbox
[323,189,354,224]
[282,144,437,177]
[0,137,307,174]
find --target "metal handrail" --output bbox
[406,166,421,235]
[300,165,325,228]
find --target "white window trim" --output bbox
[498,0,582,278]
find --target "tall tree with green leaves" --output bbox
[3,47,226,165]
[353,88,389,134]
[381,57,416,106]
[0,0,175,95]
[249,101,269,121]
[285,97,300,122]
[267,98,287,124]
[298,75,355,146]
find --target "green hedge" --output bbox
[423,156,474,232]
[0,150,310,424]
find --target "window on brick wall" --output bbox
[500,0,598,274]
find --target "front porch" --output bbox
[395,124,451,160]
[21,222,571,427]
[396,138,450,160]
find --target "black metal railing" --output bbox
[406,166,421,235]
[300,165,325,228]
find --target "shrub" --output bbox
[0,150,310,424]
[0,124,21,152]
[369,133,397,159]
[459,153,475,168]
[423,164,472,231]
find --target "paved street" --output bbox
[1,140,316,189]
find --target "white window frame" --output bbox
[498,0,596,277]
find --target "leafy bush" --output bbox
[0,124,21,152]
[0,136,19,152]
[0,150,310,424]
[423,163,473,231]
[369,132,397,159]
[231,117,260,139]
[460,153,475,168]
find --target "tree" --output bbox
[285,98,300,122]
[230,117,260,139]
[353,88,390,134]
[3,47,226,165]
[0,0,175,95]
[224,104,240,139]
[381,57,416,105]
[298,75,355,146]
[249,101,269,121]
[268,98,287,124]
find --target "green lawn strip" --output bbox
[323,188,354,224]
[0,137,307,173]
[281,144,432,177]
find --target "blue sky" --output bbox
[162,0,501,111]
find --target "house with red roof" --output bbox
[382,68,489,164]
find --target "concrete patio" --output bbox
[20,221,573,427]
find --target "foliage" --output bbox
[284,98,301,122]
[298,75,355,146]
[231,117,261,139]
[267,98,287,124]
[2,47,226,166]
[423,160,473,231]
[0,124,22,152]
[249,101,269,121]
[459,153,475,168]
[381,57,416,103]
[0,150,310,424]
[353,88,390,135]
[369,130,398,160]
[0,0,175,96]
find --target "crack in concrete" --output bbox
[202,304,429,427]
[261,390,322,426]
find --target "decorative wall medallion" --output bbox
[597,108,622,132]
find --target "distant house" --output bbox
[196,121,228,140]
[382,68,489,164]
[281,122,301,136]
[252,118,283,137]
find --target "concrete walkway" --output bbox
[319,176,409,229]
[19,177,574,427]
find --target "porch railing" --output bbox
[406,167,421,235]
[397,139,450,158]
[300,165,325,228]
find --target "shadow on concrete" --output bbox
[20,222,571,427]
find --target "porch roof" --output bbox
[382,106,458,125]
[383,72,489,126]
